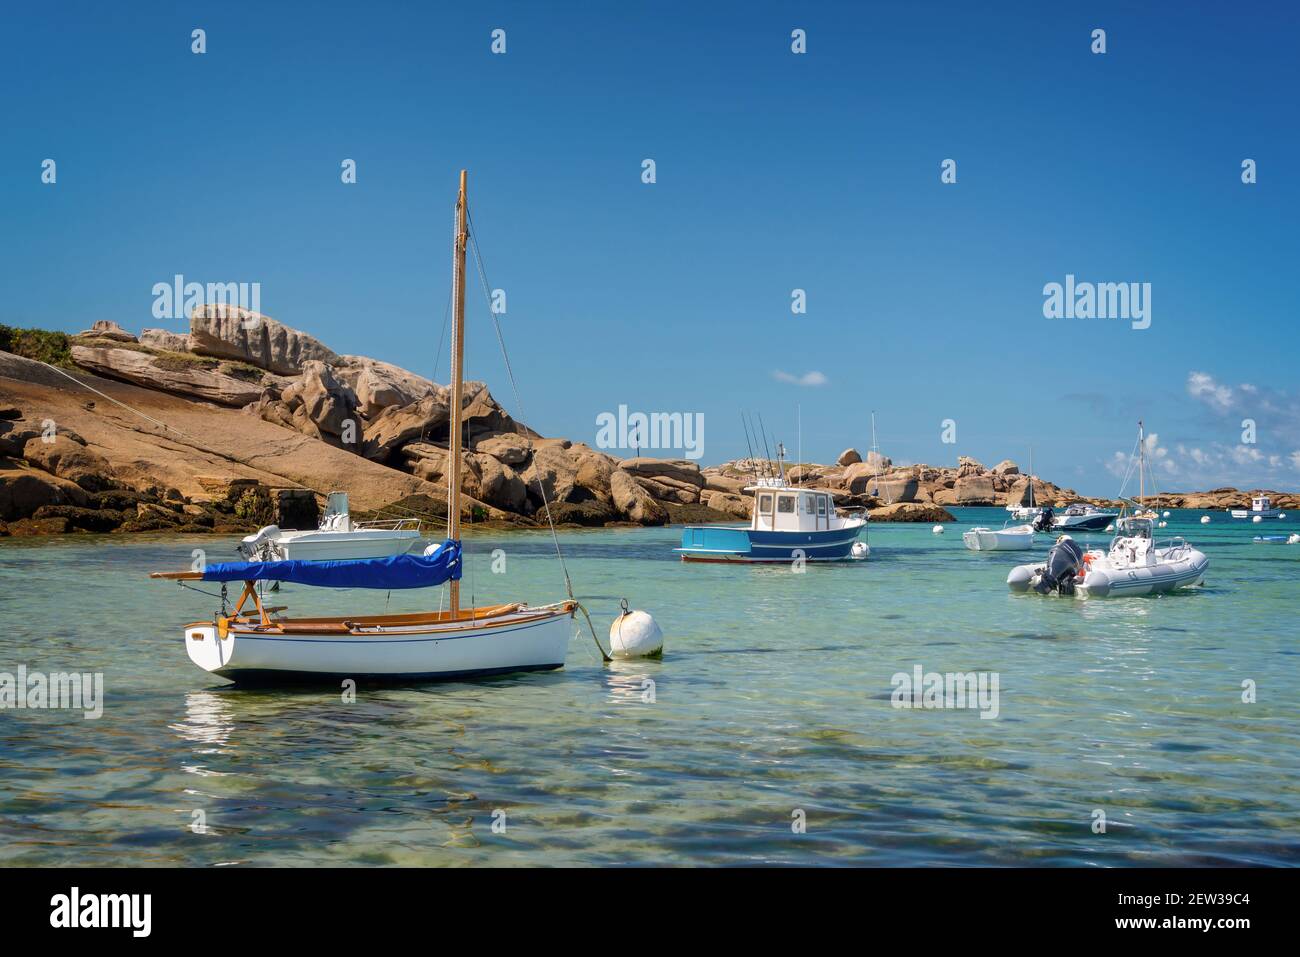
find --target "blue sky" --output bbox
[3,1,1297,494]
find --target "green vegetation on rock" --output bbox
[0,324,74,368]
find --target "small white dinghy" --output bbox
[1008,518,1207,597]
[963,523,1036,551]
[238,492,421,562]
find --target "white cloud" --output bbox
[1187,371,1235,412]
[772,370,828,387]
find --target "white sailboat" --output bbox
[153,171,579,682]
[1005,447,1044,522]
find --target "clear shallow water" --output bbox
[1,508,1297,867]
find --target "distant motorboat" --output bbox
[1229,494,1282,520]
[1051,503,1116,532]
[238,491,422,562]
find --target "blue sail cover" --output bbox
[200,539,462,589]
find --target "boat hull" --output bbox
[962,526,1034,551]
[274,531,422,562]
[1007,548,1209,597]
[1052,514,1114,532]
[182,608,574,683]
[676,524,866,563]
[1230,509,1281,519]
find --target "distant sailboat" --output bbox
[152,171,579,682]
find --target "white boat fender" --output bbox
[851,541,870,559]
[1200,515,1211,524]
[609,598,663,659]
[932,525,944,534]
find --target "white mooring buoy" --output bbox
[1253,515,1263,524]
[1200,515,1211,524]
[1105,524,1115,533]
[1162,511,1171,518]
[932,524,944,535]
[609,599,663,659]
[851,541,870,559]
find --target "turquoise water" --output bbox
[1,508,1297,866]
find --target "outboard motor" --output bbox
[1033,536,1085,594]
[1033,507,1055,532]
[238,524,282,561]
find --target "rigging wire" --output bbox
[464,201,611,662]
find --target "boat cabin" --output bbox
[1253,495,1272,512]
[749,487,838,532]
[1114,516,1154,540]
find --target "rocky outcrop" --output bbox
[21,433,114,491]
[872,501,956,523]
[71,343,285,407]
[139,328,192,352]
[360,392,451,462]
[189,305,339,375]
[257,360,358,441]
[0,457,90,519]
[705,490,750,519]
[334,356,437,419]
[610,468,668,525]
[618,457,705,487]
[73,320,136,343]
[10,311,1294,536]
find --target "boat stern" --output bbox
[183,621,233,675]
[676,525,753,562]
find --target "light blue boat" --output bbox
[677,481,869,563]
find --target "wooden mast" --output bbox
[1138,419,1145,507]
[448,169,469,615]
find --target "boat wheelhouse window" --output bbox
[777,495,796,514]
[758,494,773,514]
[803,495,816,514]
[817,496,827,515]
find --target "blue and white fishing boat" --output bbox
[677,445,868,563]
[1230,494,1283,520]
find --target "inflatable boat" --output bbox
[1007,517,1207,597]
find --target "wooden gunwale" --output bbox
[184,601,576,637]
